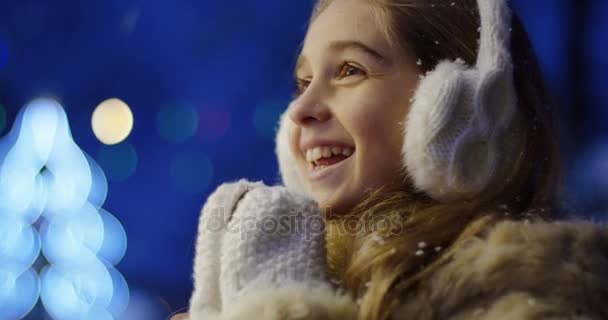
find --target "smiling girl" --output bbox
[177,0,608,319]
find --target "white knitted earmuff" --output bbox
[274,0,523,202]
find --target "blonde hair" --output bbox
[308,0,562,319]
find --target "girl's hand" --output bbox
[187,179,330,319]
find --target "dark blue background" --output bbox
[0,0,606,319]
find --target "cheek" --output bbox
[347,100,408,185]
[349,102,405,152]
[346,87,410,140]
[347,102,388,140]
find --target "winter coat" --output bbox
[187,180,608,320]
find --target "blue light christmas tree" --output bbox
[0,99,129,320]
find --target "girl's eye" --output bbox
[293,79,310,98]
[292,63,365,98]
[337,63,366,79]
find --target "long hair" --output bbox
[308,1,563,319]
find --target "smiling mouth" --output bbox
[305,150,355,182]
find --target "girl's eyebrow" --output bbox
[328,40,389,64]
[295,39,390,76]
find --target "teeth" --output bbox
[312,147,322,161]
[305,149,314,162]
[305,145,355,163]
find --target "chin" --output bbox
[316,193,358,218]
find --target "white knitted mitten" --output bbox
[187,179,330,319]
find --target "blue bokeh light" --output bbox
[253,99,289,140]
[40,263,114,320]
[0,268,40,319]
[83,153,109,209]
[96,143,138,183]
[156,104,199,144]
[0,218,40,268]
[0,98,129,319]
[97,208,128,266]
[40,204,105,266]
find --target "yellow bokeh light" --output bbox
[91,98,134,145]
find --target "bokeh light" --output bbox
[92,98,134,145]
[0,268,40,319]
[156,104,199,143]
[40,263,113,320]
[0,218,41,269]
[0,98,129,319]
[253,99,288,140]
[82,153,109,209]
[199,108,231,139]
[0,36,8,71]
[96,143,138,182]
[169,151,213,194]
[97,208,128,265]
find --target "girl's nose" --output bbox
[287,95,331,127]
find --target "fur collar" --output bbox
[207,220,608,320]
[393,219,608,319]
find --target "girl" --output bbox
[177,0,608,319]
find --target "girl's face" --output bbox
[287,0,421,214]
